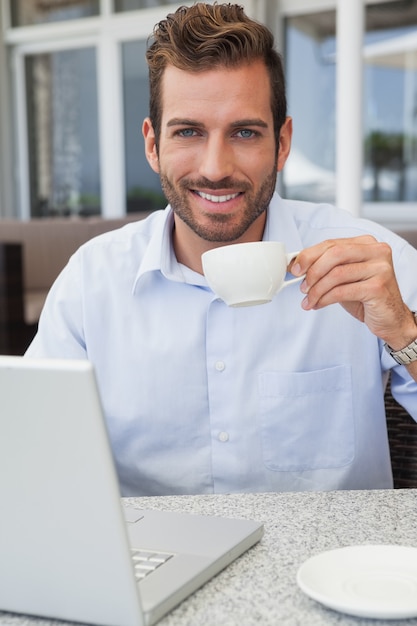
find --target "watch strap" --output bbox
[384,311,417,365]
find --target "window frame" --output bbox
[2,0,256,218]
[280,0,417,227]
[2,0,416,225]
[6,4,185,218]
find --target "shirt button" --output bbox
[218,431,229,442]
[215,360,225,372]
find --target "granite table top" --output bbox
[1,489,417,626]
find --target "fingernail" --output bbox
[300,279,309,294]
[291,263,301,276]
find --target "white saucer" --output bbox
[297,545,417,620]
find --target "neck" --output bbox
[172,213,267,274]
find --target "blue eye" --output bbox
[237,129,255,138]
[178,128,196,137]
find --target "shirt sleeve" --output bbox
[384,236,417,421]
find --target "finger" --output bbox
[301,239,391,293]
[302,264,390,311]
[292,235,379,277]
[302,251,397,315]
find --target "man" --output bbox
[27,3,417,496]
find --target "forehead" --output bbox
[160,61,273,126]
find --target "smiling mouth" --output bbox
[194,191,241,203]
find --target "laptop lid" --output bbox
[0,356,263,626]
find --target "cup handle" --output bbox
[282,250,305,289]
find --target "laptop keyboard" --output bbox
[131,549,174,581]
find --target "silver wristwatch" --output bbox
[384,311,417,365]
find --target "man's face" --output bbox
[143,60,292,247]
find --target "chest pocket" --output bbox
[259,366,354,472]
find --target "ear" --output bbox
[142,117,160,174]
[277,116,293,172]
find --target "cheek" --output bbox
[159,147,196,179]
[243,149,276,179]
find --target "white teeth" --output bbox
[197,191,239,203]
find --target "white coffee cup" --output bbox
[201,241,303,307]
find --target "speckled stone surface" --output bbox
[1,489,417,626]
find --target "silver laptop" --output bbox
[0,356,263,626]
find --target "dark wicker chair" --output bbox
[386,230,417,487]
[385,378,417,488]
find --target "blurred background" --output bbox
[0,0,416,230]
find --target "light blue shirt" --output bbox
[26,193,417,495]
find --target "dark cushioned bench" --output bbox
[0,214,148,354]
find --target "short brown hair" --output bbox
[146,2,287,151]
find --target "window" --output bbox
[4,0,254,218]
[115,0,178,11]
[364,24,417,205]
[11,0,99,26]
[284,11,336,205]
[284,1,417,223]
[121,40,165,213]
[25,47,101,217]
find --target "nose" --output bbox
[197,134,234,182]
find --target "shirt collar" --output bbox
[132,192,304,294]
[263,192,304,253]
[132,205,197,295]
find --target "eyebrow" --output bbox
[230,119,269,129]
[166,118,269,129]
[166,118,201,127]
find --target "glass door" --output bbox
[25,46,100,217]
[6,0,258,218]
[10,0,99,26]
[283,0,417,225]
[121,39,165,213]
